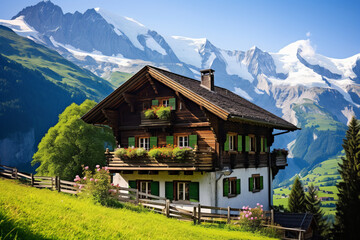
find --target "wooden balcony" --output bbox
[271,149,288,169]
[139,112,173,127]
[105,150,214,171]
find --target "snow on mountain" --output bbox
[220,49,254,82]
[0,16,42,43]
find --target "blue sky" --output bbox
[1,0,359,58]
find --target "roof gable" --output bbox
[82,65,298,131]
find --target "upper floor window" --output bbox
[139,137,150,150]
[178,136,189,147]
[229,135,235,151]
[224,133,236,151]
[249,174,263,192]
[261,137,267,153]
[249,135,256,152]
[162,99,169,107]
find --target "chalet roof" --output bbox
[82,65,298,130]
[273,212,315,231]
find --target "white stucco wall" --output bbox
[113,166,271,210]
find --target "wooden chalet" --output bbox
[82,65,298,209]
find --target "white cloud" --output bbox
[306,32,311,38]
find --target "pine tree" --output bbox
[332,117,360,239]
[288,176,306,213]
[305,184,328,238]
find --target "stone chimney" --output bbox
[200,69,215,91]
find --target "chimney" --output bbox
[200,69,215,91]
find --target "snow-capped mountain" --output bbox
[2,1,360,182]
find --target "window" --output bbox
[162,99,169,107]
[139,181,151,199]
[229,135,235,151]
[261,137,267,153]
[223,177,241,197]
[178,136,189,147]
[139,137,150,150]
[249,135,256,152]
[177,182,190,201]
[249,174,263,192]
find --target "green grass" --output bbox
[108,71,133,87]
[0,179,278,240]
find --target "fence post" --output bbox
[165,200,170,218]
[271,209,274,225]
[30,174,34,186]
[227,206,231,224]
[51,177,54,190]
[57,177,61,192]
[197,204,201,224]
[135,190,139,205]
[193,206,197,224]
[14,168,18,179]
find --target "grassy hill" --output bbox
[108,71,133,87]
[273,156,341,221]
[0,179,278,240]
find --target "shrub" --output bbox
[173,147,192,160]
[114,148,127,158]
[136,148,147,157]
[148,148,162,158]
[126,148,137,159]
[144,108,156,119]
[156,106,171,120]
[235,204,265,229]
[74,165,113,205]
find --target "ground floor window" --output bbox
[165,181,199,202]
[249,174,263,192]
[223,177,240,197]
[139,180,151,198]
[139,137,150,150]
[177,182,190,201]
[128,180,159,198]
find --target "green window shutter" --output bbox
[128,180,136,189]
[150,136,157,149]
[245,136,250,152]
[128,137,135,147]
[260,176,264,190]
[166,136,174,146]
[189,182,199,202]
[249,177,254,192]
[224,134,230,151]
[152,99,159,106]
[261,138,264,152]
[265,138,268,152]
[165,182,173,200]
[151,181,159,196]
[169,98,176,110]
[238,135,242,152]
[223,178,229,196]
[189,134,197,149]
[236,179,241,195]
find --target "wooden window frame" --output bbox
[162,99,170,107]
[138,180,152,199]
[260,136,267,154]
[249,134,256,153]
[251,174,261,192]
[139,137,150,150]
[174,181,191,201]
[223,177,240,198]
[177,135,189,148]
[229,135,235,151]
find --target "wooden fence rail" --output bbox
[0,164,305,239]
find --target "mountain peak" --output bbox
[278,39,315,56]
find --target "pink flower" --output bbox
[245,214,248,218]
[73,184,77,187]
[75,175,79,178]
[257,203,260,206]
[79,185,83,189]
[108,189,112,193]
[105,167,109,171]
[251,217,253,220]
[116,184,120,187]
[261,214,264,217]
[97,168,101,171]
[83,177,87,180]
[260,205,263,208]
[95,179,98,182]
[84,166,89,170]
[255,217,257,219]
[96,165,100,168]
[111,183,114,186]
[249,208,252,210]
[90,178,94,181]
[249,212,252,215]
[242,206,245,209]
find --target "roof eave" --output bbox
[229,115,300,131]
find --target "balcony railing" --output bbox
[271,149,288,168]
[105,149,214,171]
[139,112,173,127]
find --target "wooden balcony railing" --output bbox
[139,112,173,127]
[105,149,214,171]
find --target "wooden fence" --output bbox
[0,164,306,239]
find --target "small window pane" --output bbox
[162,99,169,107]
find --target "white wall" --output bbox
[113,166,271,210]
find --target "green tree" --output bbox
[32,100,115,180]
[332,117,360,239]
[288,176,306,213]
[305,184,328,238]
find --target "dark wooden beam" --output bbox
[122,93,136,112]
[175,91,187,110]
[146,73,158,94]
